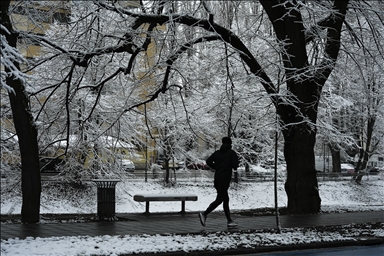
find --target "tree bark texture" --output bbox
[1,1,41,223]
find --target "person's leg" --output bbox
[199,188,223,226]
[204,190,224,216]
[222,188,232,222]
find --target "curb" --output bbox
[124,237,384,256]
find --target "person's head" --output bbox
[222,137,232,145]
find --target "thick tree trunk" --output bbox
[8,83,41,224]
[282,122,321,214]
[279,80,322,214]
[1,1,41,223]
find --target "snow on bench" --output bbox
[133,194,198,214]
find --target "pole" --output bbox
[145,139,148,182]
[274,117,281,233]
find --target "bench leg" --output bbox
[145,201,150,214]
[181,201,185,213]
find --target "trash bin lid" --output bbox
[92,179,120,188]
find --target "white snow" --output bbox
[1,175,384,256]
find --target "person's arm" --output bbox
[206,153,215,169]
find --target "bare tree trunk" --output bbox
[164,160,170,183]
[282,121,321,214]
[356,116,375,171]
[353,117,375,185]
[329,143,341,173]
[8,81,41,224]
[1,1,41,223]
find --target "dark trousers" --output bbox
[204,182,232,221]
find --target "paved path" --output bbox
[1,211,383,240]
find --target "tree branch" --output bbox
[314,0,349,86]
[95,0,279,107]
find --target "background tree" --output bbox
[317,1,384,172]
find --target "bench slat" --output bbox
[133,194,197,202]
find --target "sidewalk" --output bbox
[1,210,383,240]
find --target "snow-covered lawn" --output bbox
[1,175,384,256]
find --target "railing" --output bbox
[37,169,383,184]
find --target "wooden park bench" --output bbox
[133,194,198,214]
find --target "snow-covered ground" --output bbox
[1,174,384,256]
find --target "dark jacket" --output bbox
[206,143,239,188]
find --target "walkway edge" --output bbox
[121,237,384,256]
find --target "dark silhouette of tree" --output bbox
[1,0,41,223]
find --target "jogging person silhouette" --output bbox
[199,137,239,227]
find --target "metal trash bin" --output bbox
[92,179,120,221]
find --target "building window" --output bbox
[11,4,70,24]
